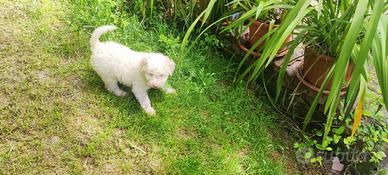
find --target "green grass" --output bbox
[0,0,298,174]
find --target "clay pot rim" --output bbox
[304,47,336,63]
[296,60,348,96]
[248,18,281,27]
[305,47,356,66]
[236,40,289,58]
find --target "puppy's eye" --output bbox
[148,73,154,76]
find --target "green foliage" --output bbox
[0,0,300,174]
[68,0,388,171]
[65,0,129,29]
[227,0,293,24]
[179,0,307,80]
[310,156,323,166]
[345,116,388,164]
[294,92,388,169]
[302,1,358,58]
[200,33,224,48]
[177,0,388,171]
[158,34,181,55]
[236,0,312,83]
[127,0,231,29]
[371,15,388,113]
[261,2,388,165]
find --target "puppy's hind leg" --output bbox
[100,76,128,97]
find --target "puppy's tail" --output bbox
[90,25,117,48]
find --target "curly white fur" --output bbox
[90,25,176,115]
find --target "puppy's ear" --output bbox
[165,57,175,76]
[140,57,149,73]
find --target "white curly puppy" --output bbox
[90,25,176,115]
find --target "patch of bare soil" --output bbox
[76,127,165,174]
[271,129,301,174]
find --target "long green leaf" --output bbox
[150,0,154,17]
[275,31,306,101]
[221,8,256,33]
[255,2,264,20]
[351,77,366,137]
[322,0,369,146]
[202,0,217,27]
[179,10,207,69]
[324,0,368,113]
[235,28,279,83]
[247,1,312,84]
[303,67,335,130]
[345,0,384,115]
[372,15,388,110]
[196,16,232,42]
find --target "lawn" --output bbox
[0,0,298,174]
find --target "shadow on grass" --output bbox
[79,69,175,141]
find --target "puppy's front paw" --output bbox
[112,89,127,97]
[117,91,128,97]
[165,88,176,94]
[145,107,156,116]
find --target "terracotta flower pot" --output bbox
[236,40,289,58]
[302,48,353,91]
[248,19,292,54]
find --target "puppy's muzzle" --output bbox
[150,83,161,89]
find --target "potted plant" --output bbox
[230,0,387,155]
[282,0,388,151]
[297,48,354,95]
[273,1,388,170]
[179,0,309,64]
[296,1,357,92]
[247,9,291,55]
[222,0,294,57]
[180,0,388,169]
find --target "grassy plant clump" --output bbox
[179,0,388,172]
[0,0,299,174]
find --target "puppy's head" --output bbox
[141,53,175,88]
